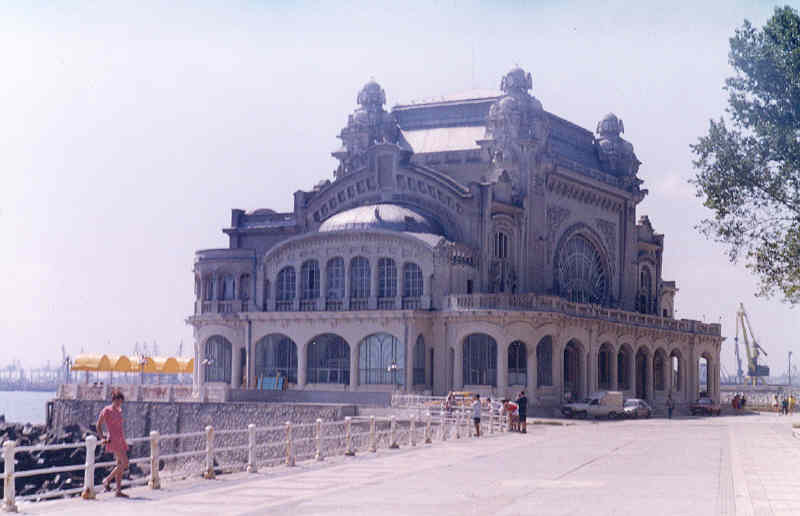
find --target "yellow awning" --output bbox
[151,356,181,374]
[178,357,194,374]
[71,354,112,372]
[108,355,133,373]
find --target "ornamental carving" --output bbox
[332,80,402,179]
[546,206,570,264]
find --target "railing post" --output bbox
[2,440,17,513]
[148,430,161,489]
[369,416,377,452]
[81,435,97,500]
[409,415,416,447]
[246,424,257,473]
[203,425,216,479]
[285,422,295,466]
[467,408,474,438]
[315,418,324,461]
[345,417,355,456]
[389,416,399,449]
[425,413,432,444]
[441,410,448,441]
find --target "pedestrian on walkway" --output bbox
[96,389,129,498]
[516,391,528,434]
[782,397,789,415]
[471,394,482,437]
[667,394,675,419]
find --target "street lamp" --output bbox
[387,360,398,392]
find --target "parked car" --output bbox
[623,398,652,419]
[690,397,721,416]
[561,391,624,419]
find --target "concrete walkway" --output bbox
[16,413,800,516]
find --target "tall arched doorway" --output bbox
[463,333,497,386]
[563,339,583,401]
[598,343,614,390]
[307,334,350,385]
[204,335,232,384]
[254,334,298,384]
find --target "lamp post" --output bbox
[388,360,398,392]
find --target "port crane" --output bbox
[734,303,770,385]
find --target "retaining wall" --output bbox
[50,399,357,439]
[228,389,392,406]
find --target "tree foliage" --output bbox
[691,6,800,304]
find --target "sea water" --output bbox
[0,391,54,425]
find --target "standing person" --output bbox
[667,394,675,419]
[782,396,789,415]
[741,394,746,410]
[516,391,528,434]
[96,390,129,497]
[471,394,482,437]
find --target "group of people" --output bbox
[466,391,528,437]
[731,393,748,410]
[774,394,796,415]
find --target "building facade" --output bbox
[188,66,722,409]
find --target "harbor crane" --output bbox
[734,303,770,385]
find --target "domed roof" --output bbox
[318,204,444,236]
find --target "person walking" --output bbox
[666,394,675,419]
[471,394,482,437]
[96,390,129,497]
[516,391,528,434]
[782,396,789,415]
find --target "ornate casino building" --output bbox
[188,66,722,410]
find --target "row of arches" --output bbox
[272,258,423,310]
[198,274,251,302]
[203,333,426,387]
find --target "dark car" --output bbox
[623,398,652,419]
[690,397,721,416]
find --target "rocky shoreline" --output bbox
[0,422,144,501]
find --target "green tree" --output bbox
[692,6,800,304]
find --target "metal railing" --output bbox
[1,411,510,511]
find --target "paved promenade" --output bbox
[18,413,800,516]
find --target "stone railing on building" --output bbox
[445,293,722,336]
[57,384,194,402]
[195,296,429,315]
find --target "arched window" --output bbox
[413,335,425,385]
[239,274,251,301]
[670,352,682,392]
[220,274,235,301]
[276,267,296,302]
[326,257,345,299]
[254,334,298,384]
[555,234,608,305]
[494,231,509,259]
[508,341,527,386]
[203,276,214,301]
[350,257,370,301]
[307,334,350,384]
[638,267,652,314]
[463,333,497,386]
[204,336,232,383]
[598,343,613,389]
[536,336,553,387]
[402,263,423,298]
[300,260,320,300]
[377,258,397,298]
[358,333,404,386]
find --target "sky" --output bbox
[0,1,797,379]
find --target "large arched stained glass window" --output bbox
[204,335,232,383]
[555,234,608,305]
[254,334,298,384]
[377,258,397,298]
[463,333,497,386]
[300,260,320,300]
[307,334,350,384]
[358,333,404,386]
[508,341,527,386]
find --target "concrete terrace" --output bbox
[16,413,800,516]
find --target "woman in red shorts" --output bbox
[96,390,129,497]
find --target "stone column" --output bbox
[368,258,378,310]
[432,319,447,395]
[343,260,351,310]
[496,341,507,397]
[231,343,242,389]
[586,349,595,395]
[610,348,618,391]
[194,338,204,392]
[688,343,697,401]
[527,343,536,394]
[405,331,414,392]
[553,336,564,400]
[349,341,359,389]
[645,352,653,402]
[453,329,464,390]
[297,342,307,388]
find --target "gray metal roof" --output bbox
[318,204,445,237]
